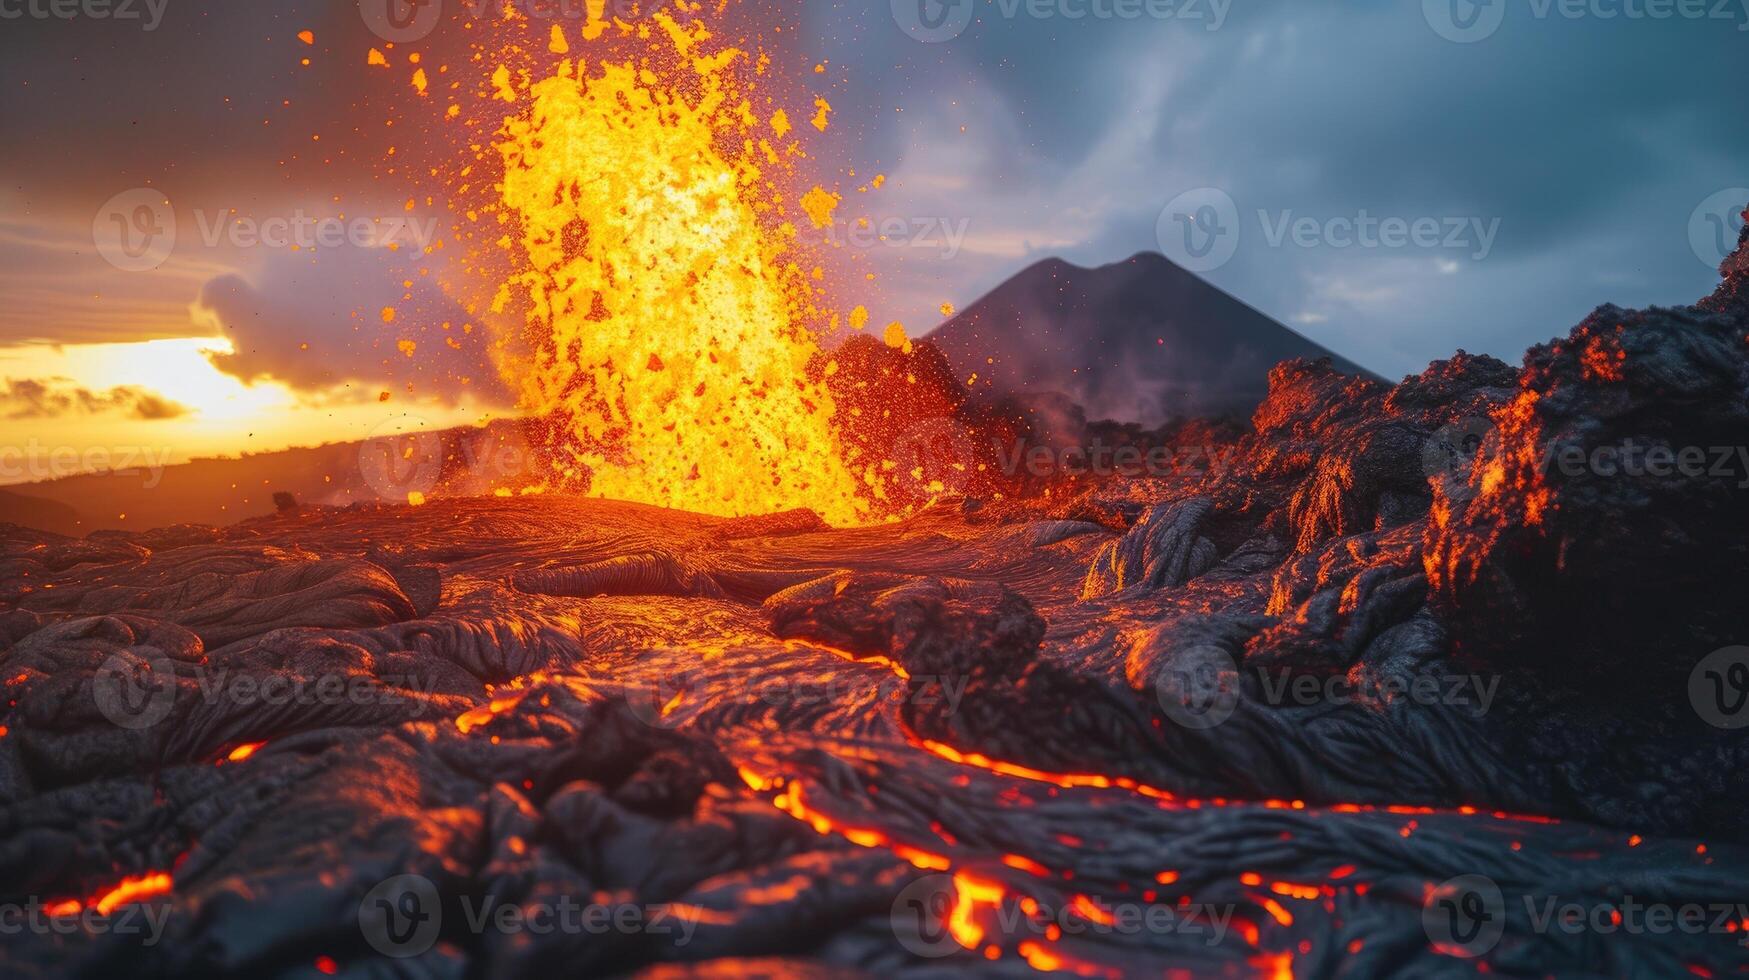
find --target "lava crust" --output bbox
[3,220,1749,978]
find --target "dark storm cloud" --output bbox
[191,242,505,403]
[0,376,189,419]
[795,1,1749,377]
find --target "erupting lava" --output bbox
[485,11,869,524]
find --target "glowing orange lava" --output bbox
[48,872,173,919]
[485,12,869,524]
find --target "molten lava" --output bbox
[488,13,869,524]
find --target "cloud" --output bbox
[0,377,189,421]
[4,1,1746,386]
[0,221,225,346]
[797,1,1749,377]
[191,242,509,405]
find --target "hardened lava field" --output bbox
[2,222,1748,978]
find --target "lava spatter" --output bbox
[488,12,870,524]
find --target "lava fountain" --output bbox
[484,10,870,525]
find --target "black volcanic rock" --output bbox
[926,252,1378,424]
[1427,213,1749,696]
[7,223,1749,980]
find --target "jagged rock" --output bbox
[1426,232,1749,695]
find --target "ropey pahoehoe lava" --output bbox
[3,6,1749,979]
[4,214,1748,977]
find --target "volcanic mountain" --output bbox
[926,252,1379,425]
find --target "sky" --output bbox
[1,0,1745,483]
